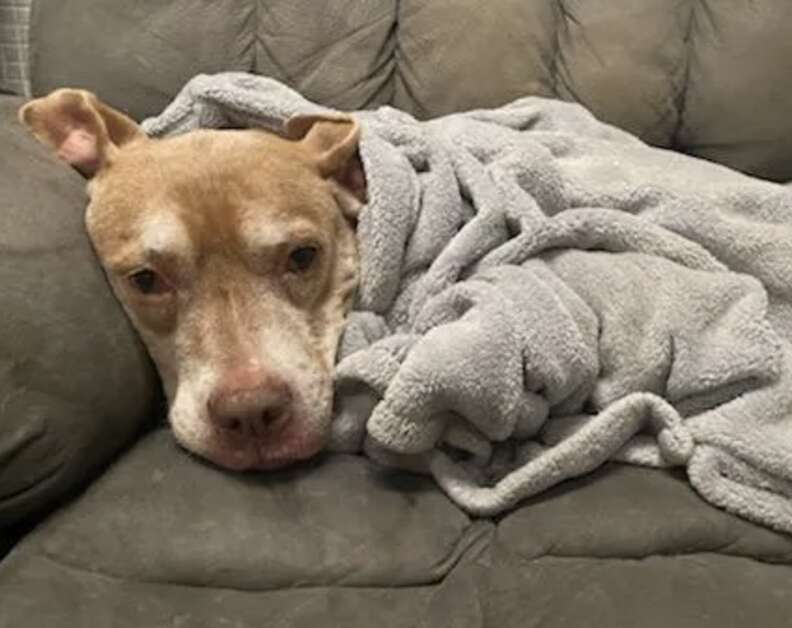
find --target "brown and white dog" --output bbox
[20,90,366,471]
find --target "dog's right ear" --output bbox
[19,89,144,178]
[285,113,367,219]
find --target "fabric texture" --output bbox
[0,95,158,527]
[143,73,792,534]
[3,428,792,628]
[26,0,792,181]
[0,0,31,96]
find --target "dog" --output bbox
[20,89,366,471]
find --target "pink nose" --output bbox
[207,367,293,436]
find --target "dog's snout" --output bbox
[207,368,293,436]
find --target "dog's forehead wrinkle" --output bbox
[96,129,332,253]
[140,211,192,255]
[241,215,323,250]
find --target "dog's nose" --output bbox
[207,368,293,436]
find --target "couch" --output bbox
[2,2,792,626]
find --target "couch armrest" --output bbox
[0,95,158,528]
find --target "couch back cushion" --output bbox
[29,0,395,120]
[29,0,792,181]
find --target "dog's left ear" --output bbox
[286,114,367,218]
[19,88,144,178]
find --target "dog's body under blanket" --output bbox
[143,73,792,533]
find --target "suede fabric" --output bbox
[29,0,394,121]
[27,0,792,181]
[0,95,157,528]
[2,429,792,627]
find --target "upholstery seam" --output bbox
[550,1,563,98]
[672,0,699,147]
[256,8,394,102]
[0,459,64,506]
[252,0,259,73]
[305,12,397,108]
[389,0,399,109]
[24,543,792,595]
[393,0,432,118]
[506,549,792,568]
[551,0,586,104]
[30,549,460,593]
[22,508,491,594]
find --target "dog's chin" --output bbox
[185,418,329,472]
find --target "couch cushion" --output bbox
[0,95,157,527]
[253,0,396,111]
[10,429,478,590]
[2,428,792,627]
[29,0,396,122]
[497,464,792,562]
[29,0,792,181]
[395,0,792,182]
[0,429,490,628]
[29,0,256,121]
[674,0,792,181]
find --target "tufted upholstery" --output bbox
[29,0,792,181]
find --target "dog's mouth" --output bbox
[185,412,329,472]
[167,367,335,472]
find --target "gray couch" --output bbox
[2,2,792,626]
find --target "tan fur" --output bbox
[20,90,363,471]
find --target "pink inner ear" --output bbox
[57,127,101,176]
[340,154,367,202]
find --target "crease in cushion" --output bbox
[255,0,397,111]
[0,95,157,528]
[0,551,489,628]
[5,541,792,628]
[675,0,792,181]
[496,462,792,563]
[11,428,482,591]
[394,0,558,118]
[485,551,792,628]
[393,0,792,181]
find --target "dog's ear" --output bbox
[286,113,366,216]
[19,89,144,178]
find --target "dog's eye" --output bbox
[288,246,318,273]
[128,269,168,295]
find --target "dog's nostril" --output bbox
[208,379,293,435]
[212,414,244,432]
[260,406,287,427]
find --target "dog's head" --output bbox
[20,90,364,470]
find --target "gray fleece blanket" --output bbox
[143,73,792,534]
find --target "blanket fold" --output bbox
[143,73,792,533]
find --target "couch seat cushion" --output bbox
[2,427,792,627]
